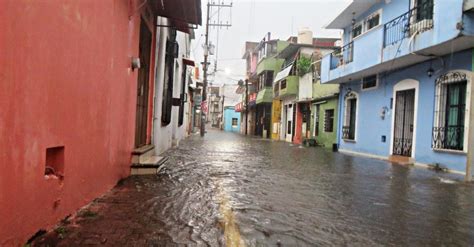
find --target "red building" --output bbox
[0,0,201,244]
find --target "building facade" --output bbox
[321,0,474,177]
[223,106,241,132]
[0,0,201,244]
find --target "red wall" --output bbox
[0,0,147,244]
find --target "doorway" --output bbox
[392,89,415,157]
[286,104,293,142]
[134,19,153,148]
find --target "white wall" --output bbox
[152,17,193,155]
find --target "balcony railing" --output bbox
[342,125,355,140]
[384,1,434,47]
[432,126,464,151]
[330,42,353,70]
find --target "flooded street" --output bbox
[36,130,474,246]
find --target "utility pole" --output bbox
[245,79,249,135]
[200,0,233,137]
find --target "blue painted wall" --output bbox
[224,108,241,132]
[337,50,472,172]
[321,0,470,84]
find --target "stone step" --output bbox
[131,145,155,164]
[130,156,169,175]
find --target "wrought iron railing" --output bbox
[432,126,464,151]
[384,1,434,47]
[393,137,413,157]
[330,42,353,70]
[342,125,355,140]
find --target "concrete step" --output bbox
[388,155,414,166]
[131,145,155,164]
[130,156,169,175]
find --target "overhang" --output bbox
[155,0,202,25]
[183,58,195,66]
[274,64,294,83]
[325,0,377,29]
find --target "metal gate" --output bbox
[134,19,152,148]
[392,89,415,156]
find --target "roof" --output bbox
[325,0,378,29]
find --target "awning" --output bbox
[183,58,195,66]
[325,0,378,29]
[274,64,294,83]
[235,102,243,112]
[156,0,202,25]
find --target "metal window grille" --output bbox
[343,92,357,140]
[324,109,334,132]
[432,72,468,151]
[362,75,378,89]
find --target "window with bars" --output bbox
[232,118,238,126]
[362,75,378,90]
[324,109,334,132]
[366,13,380,30]
[162,30,178,126]
[343,92,357,140]
[415,0,434,22]
[352,24,362,39]
[432,72,468,151]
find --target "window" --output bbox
[232,118,238,126]
[280,79,287,90]
[343,92,358,140]
[162,30,178,126]
[267,42,277,57]
[366,13,380,30]
[415,0,434,21]
[362,75,378,90]
[352,24,362,39]
[178,69,187,127]
[324,109,334,132]
[432,72,468,151]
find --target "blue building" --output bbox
[224,106,241,133]
[321,0,474,177]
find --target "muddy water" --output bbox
[144,130,474,246]
[38,129,474,246]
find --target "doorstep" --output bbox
[130,156,169,175]
[388,155,414,166]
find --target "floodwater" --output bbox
[35,129,474,246]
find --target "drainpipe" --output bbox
[336,84,344,150]
[466,50,474,182]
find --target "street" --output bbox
[34,130,474,246]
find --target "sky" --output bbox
[191,0,352,86]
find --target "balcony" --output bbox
[256,87,273,104]
[330,42,353,70]
[257,57,284,75]
[383,1,434,47]
[321,0,473,84]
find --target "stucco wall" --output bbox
[224,108,241,132]
[310,98,339,148]
[338,50,473,172]
[0,1,146,244]
[152,19,191,154]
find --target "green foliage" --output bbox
[296,56,312,76]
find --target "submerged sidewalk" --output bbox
[32,130,474,246]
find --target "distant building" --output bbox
[223,106,241,132]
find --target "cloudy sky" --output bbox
[191,0,351,85]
